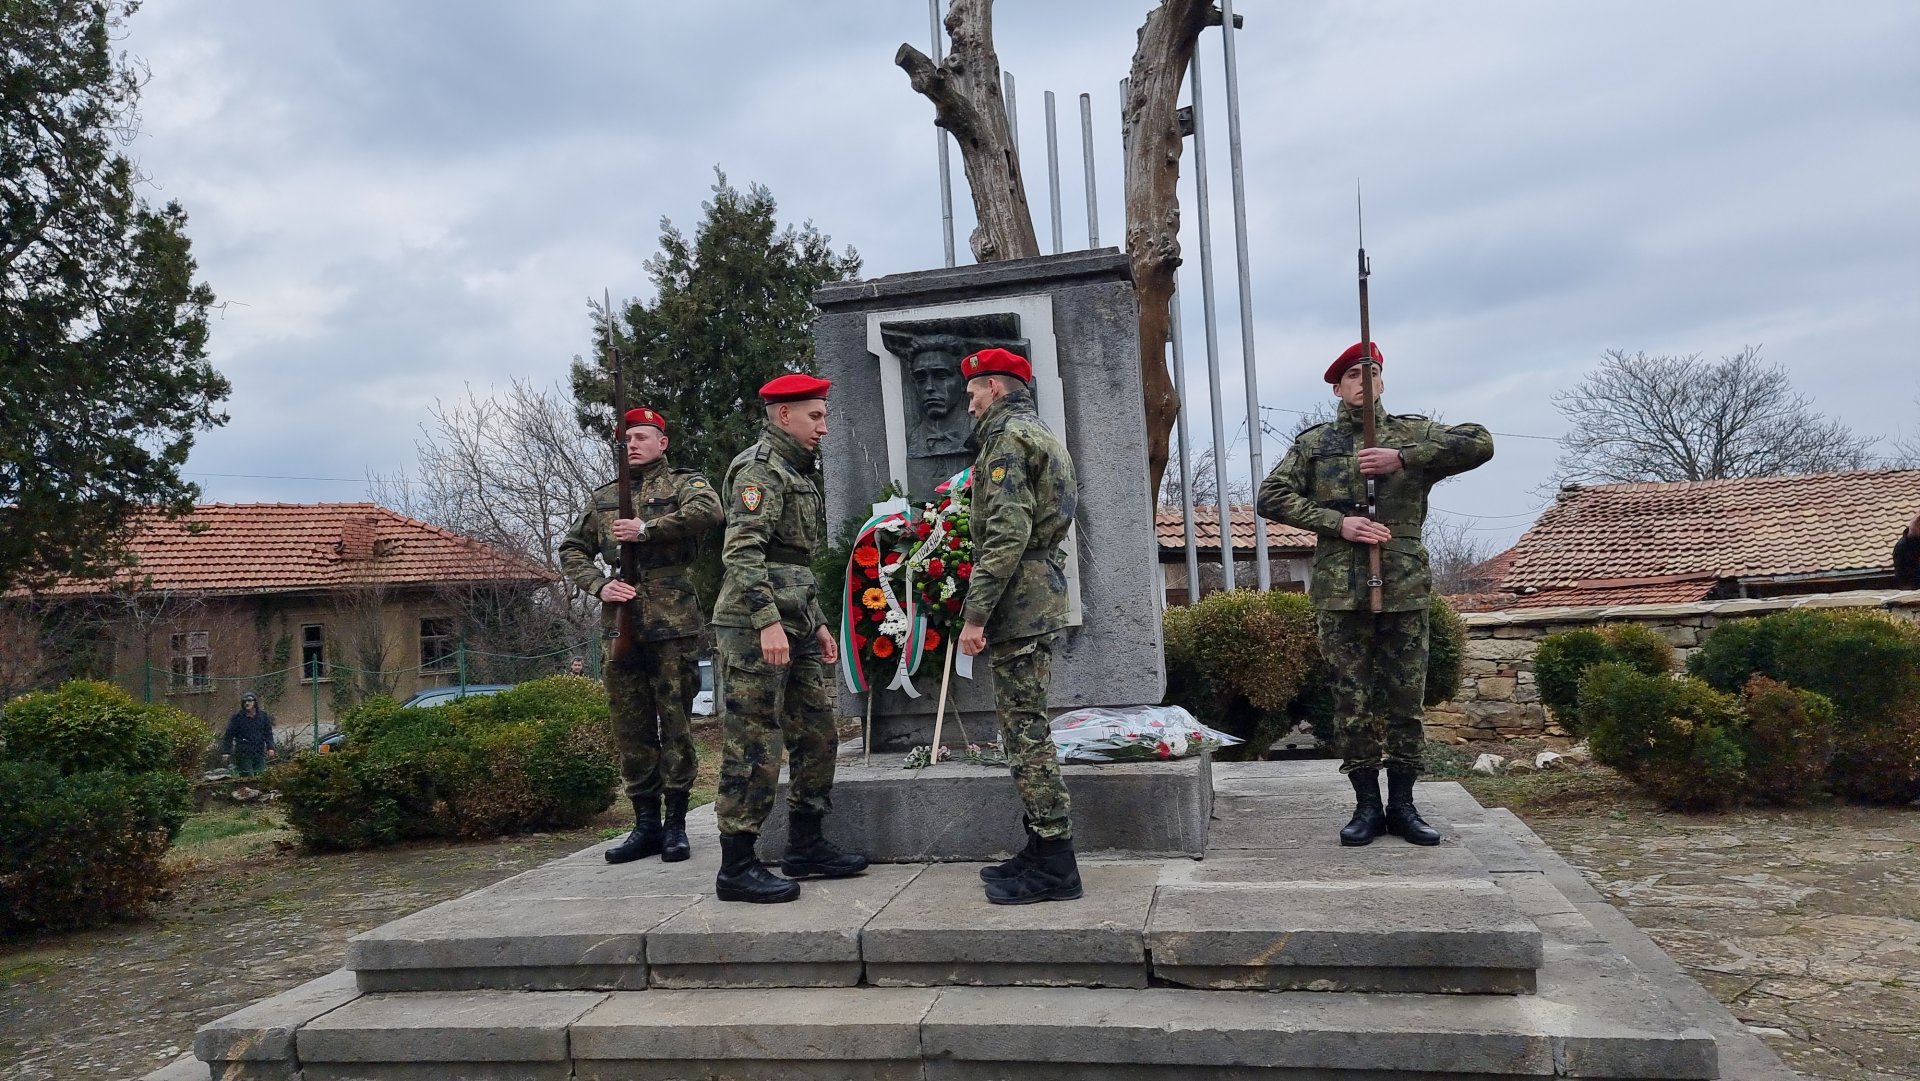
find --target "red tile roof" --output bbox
[1462,469,1920,610]
[31,504,556,597]
[1155,505,1316,558]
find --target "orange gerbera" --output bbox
[922,628,942,651]
[872,636,897,658]
[861,587,887,610]
[853,544,880,568]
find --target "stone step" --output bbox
[235,976,1715,1081]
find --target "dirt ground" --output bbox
[1,748,1914,1081]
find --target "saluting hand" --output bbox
[611,517,647,542]
[1357,447,1404,476]
[599,581,638,603]
[1340,516,1392,545]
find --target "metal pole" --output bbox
[930,0,955,267]
[309,657,319,747]
[1220,0,1270,590]
[1003,71,1019,147]
[1188,51,1236,591]
[1080,93,1100,248]
[458,639,468,695]
[1170,282,1202,603]
[1045,91,1063,254]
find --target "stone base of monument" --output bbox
[753,753,1212,863]
[155,761,1806,1081]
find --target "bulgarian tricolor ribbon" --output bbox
[840,498,923,695]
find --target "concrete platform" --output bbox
[758,752,1212,861]
[152,762,1807,1081]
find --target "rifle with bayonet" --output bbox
[608,289,641,662]
[1357,191,1384,614]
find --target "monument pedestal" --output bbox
[756,753,1213,862]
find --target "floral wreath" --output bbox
[838,466,974,698]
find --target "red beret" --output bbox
[961,347,1033,385]
[759,373,833,403]
[623,406,666,432]
[1324,341,1384,384]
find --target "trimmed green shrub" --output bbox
[275,677,619,850]
[1579,664,1746,810]
[1535,624,1677,732]
[0,680,210,777]
[0,759,191,937]
[1688,609,1920,804]
[1737,676,1836,805]
[1164,589,1321,760]
[1165,592,1467,756]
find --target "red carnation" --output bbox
[948,535,963,550]
[885,552,903,567]
[956,561,973,579]
[927,558,945,578]
[853,634,869,654]
[864,564,879,580]
[945,598,962,612]
[915,521,932,539]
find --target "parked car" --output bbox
[694,657,715,716]
[316,684,515,752]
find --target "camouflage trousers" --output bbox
[1315,608,1430,776]
[989,634,1071,840]
[604,635,701,800]
[713,626,837,837]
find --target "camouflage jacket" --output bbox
[712,424,829,635]
[558,458,724,641]
[963,388,1077,641]
[1256,402,1493,612]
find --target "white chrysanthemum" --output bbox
[878,612,909,637]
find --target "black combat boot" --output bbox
[780,810,870,879]
[1339,769,1387,847]
[604,795,663,864]
[660,790,691,863]
[984,835,1083,905]
[980,816,1041,883]
[714,832,800,904]
[1384,768,1443,846]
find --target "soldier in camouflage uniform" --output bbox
[559,406,723,865]
[1257,342,1493,848]
[710,373,868,904]
[955,348,1083,905]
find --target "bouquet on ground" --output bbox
[1049,705,1243,764]
[839,468,975,699]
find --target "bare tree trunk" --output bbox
[895,0,1040,263]
[1124,0,1213,502]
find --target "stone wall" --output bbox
[1426,589,1920,744]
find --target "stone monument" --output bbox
[810,249,1164,749]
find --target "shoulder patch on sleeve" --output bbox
[739,484,764,511]
[685,475,710,489]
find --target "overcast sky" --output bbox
[121,1,1920,548]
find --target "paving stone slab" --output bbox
[1147,880,1542,993]
[345,894,698,991]
[644,864,922,987]
[759,756,1210,861]
[861,862,1158,987]
[1205,793,1460,853]
[472,850,723,902]
[1494,870,1581,920]
[1165,842,1491,885]
[195,967,359,1066]
[571,987,937,1065]
[139,1053,208,1081]
[295,990,605,1064]
[1453,821,1543,873]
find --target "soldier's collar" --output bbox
[1336,401,1389,430]
[762,423,817,469]
[975,387,1035,432]
[628,457,669,480]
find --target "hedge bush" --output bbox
[1164,591,1465,757]
[0,680,208,777]
[275,676,619,850]
[1737,676,1836,805]
[1534,624,1676,731]
[0,758,191,937]
[1687,609,1920,804]
[1578,663,1747,810]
